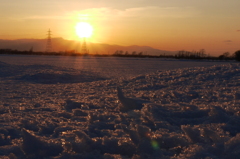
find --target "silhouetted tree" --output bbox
[223,52,230,57]
[29,46,33,53]
[119,50,123,55]
[132,51,136,55]
[176,49,209,59]
[235,50,240,61]
[219,52,230,60]
[199,49,206,57]
[114,50,119,55]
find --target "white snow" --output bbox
[0,55,240,158]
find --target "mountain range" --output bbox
[0,38,176,56]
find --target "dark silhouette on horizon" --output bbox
[0,48,239,61]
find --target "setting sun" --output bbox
[75,22,93,38]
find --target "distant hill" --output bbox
[0,38,176,56]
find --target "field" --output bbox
[0,55,240,158]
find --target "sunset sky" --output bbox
[1,0,240,55]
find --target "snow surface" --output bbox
[0,54,236,79]
[0,55,240,158]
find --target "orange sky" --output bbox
[1,0,240,56]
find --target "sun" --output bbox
[75,22,93,38]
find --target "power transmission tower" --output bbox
[46,29,52,52]
[81,37,89,54]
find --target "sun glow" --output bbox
[75,22,93,38]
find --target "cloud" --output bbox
[121,6,199,18]
[20,6,199,22]
[22,15,71,20]
[223,40,232,43]
[223,40,233,45]
[70,6,199,20]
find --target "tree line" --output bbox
[1,48,240,61]
[113,49,240,61]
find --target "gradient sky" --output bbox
[1,0,240,55]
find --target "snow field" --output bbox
[0,61,240,158]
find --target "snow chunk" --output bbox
[21,128,63,157]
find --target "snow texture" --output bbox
[0,56,240,159]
